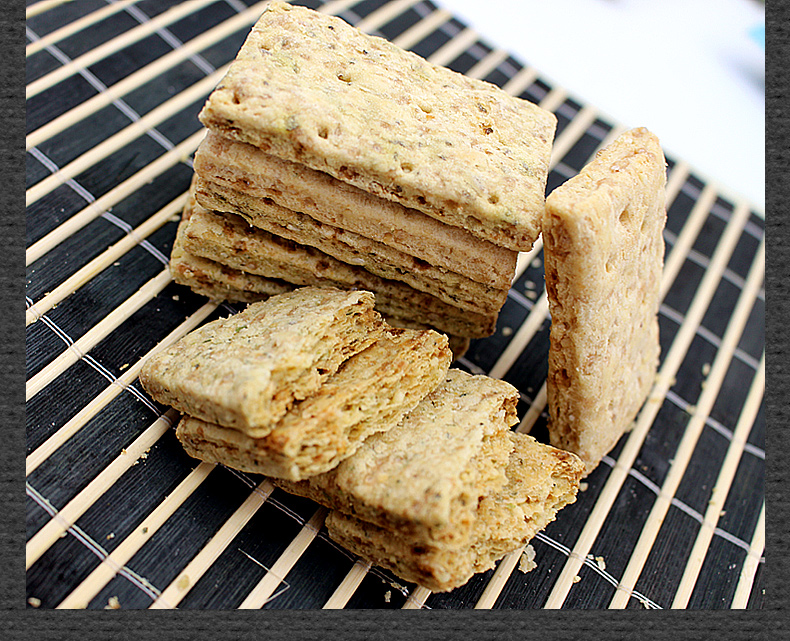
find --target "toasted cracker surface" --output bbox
[275,369,520,549]
[193,132,518,288]
[199,2,555,250]
[195,176,508,315]
[139,286,384,437]
[325,432,584,592]
[175,326,452,480]
[182,204,498,337]
[543,127,667,474]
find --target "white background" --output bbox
[442,0,765,212]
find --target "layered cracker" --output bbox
[193,131,517,288]
[198,2,556,251]
[543,127,667,474]
[275,369,520,550]
[194,175,508,315]
[181,203,498,337]
[175,326,452,480]
[139,287,384,437]
[326,432,584,592]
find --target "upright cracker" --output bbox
[275,369,520,550]
[326,432,584,592]
[139,287,384,437]
[542,127,667,474]
[175,326,452,480]
[193,132,517,289]
[198,1,556,251]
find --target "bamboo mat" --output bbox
[25,0,765,610]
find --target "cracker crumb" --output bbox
[119,363,129,371]
[572,575,581,584]
[501,326,513,337]
[702,363,711,376]
[106,532,115,540]
[525,290,537,300]
[518,545,537,573]
[27,597,41,608]
[383,590,391,603]
[579,482,588,492]
[595,556,606,572]
[142,527,149,534]
[530,257,542,268]
[177,574,190,590]
[105,596,121,609]
[172,294,180,301]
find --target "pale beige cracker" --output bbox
[198,2,556,251]
[182,205,498,337]
[326,431,584,592]
[193,131,517,289]
[275,369,520,551]
[194,175,509,315]
[139,286,385,438]
[543,127,667,474]
[175,326,452,480]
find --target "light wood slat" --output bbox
[475,548,524,609]
[25,0,271,151]
[543,200,752,609]
[26,65,227,207]
[609,232,765,608]
[56,462,216,609]
[237,507,329,609]
[659,185,719,300]
[26,408,180,570]
[515,381,547,434]
[401,586,431,609]
[26,193,188,326]
[351,0,420,32]
[501,65,540,98]
[731,501,765,608]
[26,0,216,99]
[391,7,452,49]
[26,302,218,476]
[322,560,371,609]
[425,27,479,68]
[548,104,599,166]
[27,128,206,266]
[489,291,548,379]
[149,480,275,609]
[537,87,569,115]
[26,0,141,57]
[465,47,510,81]
[317,0,370,16]
[26,268,172,402]
[671,350,765,609]
[26,0,69,19]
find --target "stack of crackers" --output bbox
[144,1,669,594]
[170,1,558,355]
[140,287,585,591]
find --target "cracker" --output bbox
[139,286,384,437]
[171,214,292,303]
[542,127,667,474]
[182,205,498,337]
[193,131,517,288]
[275,369,520,550]
[198,2,556,251]
[195,175,509,315]
[326,432,584,592]
[175,326,452,480]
